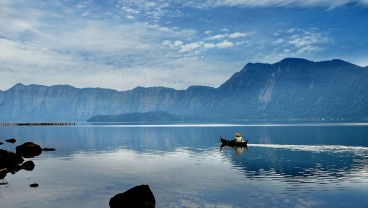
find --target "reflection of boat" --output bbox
[220,137,248,147]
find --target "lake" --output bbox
[1,123,368,208]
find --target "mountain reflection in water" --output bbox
[221,144,368,191]
[0,124,367,207]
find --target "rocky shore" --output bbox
[1,137,156,207]
[0,138,55,184]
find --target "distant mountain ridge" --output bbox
[0,58,367,122]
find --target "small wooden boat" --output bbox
[220,137,248,147]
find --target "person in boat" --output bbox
[234,132,244,143]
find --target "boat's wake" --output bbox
[249,144,368,154]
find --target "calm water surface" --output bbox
[0,123,367,208]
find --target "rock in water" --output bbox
[30,183,39,188]
[5,138,16,143]
[21,160,35,171]
[0,168,8,179]
[0,149,24,173]
[16,142,42,158]
[109,184,156,208]
[42,147,56,151]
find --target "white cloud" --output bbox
[179,42,203,52]
[193,0,368,9]
[122,7,141,15]
[289,30,331,53]
[0,35,233,90]
[287,28,297,33]
[253,27,336,64]
[228,32,248,38]
[216,40,234,48]
[174,40,184,47]
[106,0,368,12]
[0,3,44,37]
[271,28,332,57]
[0,0,258,91]
[210,34,228,40]
[114,0,172,21]
[203,42,216,49]
[1,0,364,91]
[162,29,250,54]
[0,1,225,90]
[272,38,285,45]
[163,35,241,54]
[208,32,249,40]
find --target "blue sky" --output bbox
[1,0,367,90]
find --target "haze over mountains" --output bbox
[1,58,367,122]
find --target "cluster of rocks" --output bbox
[1,138,156,207]
[0,138,55,186]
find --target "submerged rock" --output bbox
[42,147,56,151]
[109,184,156,208]
[16,142,42,158]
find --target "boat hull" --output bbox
[220,137,248,147]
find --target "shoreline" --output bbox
[1,121,368,127]
[0,122,75,126]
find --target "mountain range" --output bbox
[0,58,367,122]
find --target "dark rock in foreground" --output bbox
[109,184,156,208]
[16,142,42,158]
[0,168,8,179]
[0,149,24,176]
[1,141,51,190]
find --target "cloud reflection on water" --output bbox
[1,147,247,207]
[1,124,367,207]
